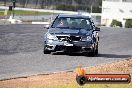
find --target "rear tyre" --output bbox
[89,51,95,57]
[95,49,98,55]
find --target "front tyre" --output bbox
[89,45,96,57]
[43,44,51,54]
[43,49,51,54]
[95,43,98,55]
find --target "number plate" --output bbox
[64,43,73,46]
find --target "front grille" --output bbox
[57,36,81,42]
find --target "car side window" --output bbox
[90,20,96,30]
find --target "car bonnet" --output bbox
[48,28,92,36]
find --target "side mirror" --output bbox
[44,25,50,29]
[95,27,100,31]
[44,27,49,29]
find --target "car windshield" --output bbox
[51,17,92,30]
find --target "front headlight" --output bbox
[82,36,92,41]
[47,33,58,40]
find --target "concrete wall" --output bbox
[0,6,101,25]
[101,1,132,27]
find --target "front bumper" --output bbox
[44,39,94,53]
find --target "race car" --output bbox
[43,14,100,56]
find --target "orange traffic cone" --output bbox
[75,66,86,76]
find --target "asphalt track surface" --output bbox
[0,24,132,80]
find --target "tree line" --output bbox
[1,0,102,12]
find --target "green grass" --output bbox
[0,10,54,16]
[20,80,132,88]
[34,82,132,88]
[58,83,131,88]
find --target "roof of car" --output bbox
[58,14,91,19]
